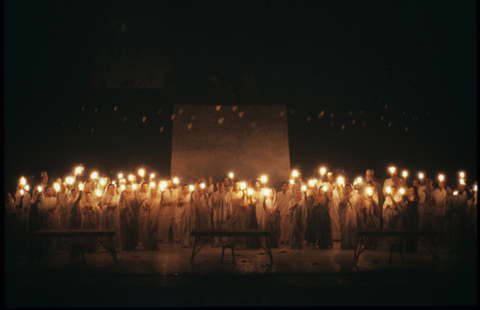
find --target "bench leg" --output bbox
[190,237,198,264]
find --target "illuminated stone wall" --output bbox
[171,105,290,189]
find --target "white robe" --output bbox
[252,190,266,230]
[210,190,232,223]
[100,192,121,249]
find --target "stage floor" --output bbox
[6,240,477,306]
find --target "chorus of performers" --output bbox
[5,167,477,262]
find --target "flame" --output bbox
[386,186,391,194]
[54,183,60,192]
[128,175,134,181]
[37,186,43,192]
[78,183,84,191]
[292,170,299,177]
[453,191,458,196]
[25,185,30,191]
[459,172,465,178]
[150,182,156,188]
[289,180,294,185]
[200,183,206,189]
[438,174,445,182]
[20,177,26,186]
[260,175,268,183]
[389,167,396,174]
[173,177,179,184]
[132,184,137,190]
[337,177,344,185]
[138,169,145,177]
[91,171,98,179]
[301,185,307,192]
[229,172,234,179]
[75,167,84,175]
[120,184,126,191]
[419,173,424,179]
[366,188,373,196]
[402,171,408,178]
[95,189,102,197]
[150,173,155,179]
[20,189,24,195]
[320,167,326,175]
[262,188,270,196]
[160,181,167,191]
[240,182,247,190]
[189,185,194,192]
[247,188,253,196]
[118,173,123,179]
[100,178,106,186]
[399,188,405,195]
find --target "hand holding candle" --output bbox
[20,177,26,186]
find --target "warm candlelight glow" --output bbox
[120,178,126,183]
[148,182,154,188]
[78,183,84,191]
[160,181,167,191]
[366,188,373,196]
[25,185,30,191]
[337,176,344,185]
[308,180,315,187]
[389,166,396,174]
[386,186,391,194]
[189,185,194,192]
[289,179,294,185]
[66,177,74,185]
[128,175,134,181]
[112,181,116,185]
[75,167,83,175]
[438,174,445,182]
[260,175,268,183]
[200,183,206,189]
[402,170,408,178]
[132,184,137,190]
[419,173,424,179]
[240,182,247,190]
[120,184,126,191]
[138,169,145,177]
[118,173,123,179]
[453,191,458,195]
[262,188,270,196]
[320,167,326,175]
[100,178,106,186]
[91,171,98,179]
[20,177,26,186]
[459,179,465,185]
[229,172,234,179]
[292,170,299,177]
[459,171,465,179]
[173,177,179,184]
[95,189,102,197]
[357,177,363,184]
[150,173,155,179]
[301,185,307,192]
[20,189,24,195]
[37,186,43,193]
[247,188,253,196]
[399,188,405,195]
[474,185,477,192]
[54,183,60,192]
[322,185,328,192]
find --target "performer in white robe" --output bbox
[100,184,121,250]
[277,182,293,245]
[432,181,452,245]
[142,188,161,250]
[323,173,341,241]
[56,183,69,248]
[160,180,178,243]
[253,180,266,230]
[418,178,435,232]
[136,182,149,245]
[383,170,406,199]
[264,188,281,248]
[210,182,232,246]
[382,186,403,229]
[193,184,211,233]
[288,189,307,249]
[14,183,31,255]
[40,186,59,255]
[338,184,359,249]
[80,192,102,253]
[360,170,385,228]
[230,181,248,244]
[178,184,195,247]
[450,185,474,253]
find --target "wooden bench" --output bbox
[190,229,273,267]
[354,229,438,265]
[35,229,118,263]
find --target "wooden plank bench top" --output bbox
[191,229,272,237]
[35,229,116,237]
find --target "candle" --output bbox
[240,182,247,190]
[75,167,83,175]
[20,189,24,196]
[260,175,268,184]
[247,188,253,196]
[308,180,315,187]
[322,185,328,192]
[301,185,307,192]
[54,183,60,192]
[118,173,123,179]
[112,181,116,185]
[399,188,405,195]
[37,186,43,193]
[20,177,26,186]
[419,173,424,180]
[100,178,106,186]
[229,172,234,179]
[357,177,363,184]
[438,174,445,182]
[95,189,102,197]
[474,185,477,192]
[138,169,145,177]
[78,183,84,191]
[173,177,179,185]
[200,183,206,189]
[459,179,465,185]
[366,188,373,196]
[320,167,326,176]
[386,186,391,194]
[66,177,74,185]
[132,184,137,190]
[337,176,344,185]
[120,184,125,191]
[25,185,30,192]
[91,171,98,179]
[149,181,156,188]
[160,181,167,192]
[389,167,396,174]
[150,173,155,179]
[402,171,408,178]
[189,185,194,192]
[289,179,294,185]
[292,170,299,178]
[262,188,269,196]
[459,172,465,178]
[128,175,134,181]
[453,191,458,195]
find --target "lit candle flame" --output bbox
[189,185,194,192]
[25,185,30,191]
[357,177,362,184]
[337,176,344,185]
[160,181,167,191]
[20,177,26,186]
[247,188,253,196]
[149,181,156,188]
[138,169,145,177]
[399,188,405,195]
[322,185,328,192]
[240,182,247,190]
[75,167,83,175]
[173,177,179,184]
[438,174,445,182]
[459,172,465,178]
[200,183,205,189]
[292,170,299,177]
[474,185,477,192]
[301,185,307,192]
[320,167,326,175]
[366,188,373,196]
[128,175,134,181]
[419,173,424,179]
[150,173,155,179]
[260,175,268,183]
[54,183,60,192]
[37,186,43,193]
[402,171,408,178]
[66,177,74,185]
[453,191,458,195]
[20,189,24,195]
[289,179,294,185]
[459,179,465,185]
[389,167,396,174]
[262,188,270,196]
[100,178,106,186]
[90,171,98,179]
[228,172,234,179]
[386,186,391,194]
[78,183,84,191]
[118,173,123,179]
[308,180,315,187]
[120,184,125,191]
[132,184,137,190]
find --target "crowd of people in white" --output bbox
[5,167,477,261]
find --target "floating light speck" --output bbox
[426,110,429,115]
[171,114,175,120]
[331,122,334,126]
[381,116,384,120]
[416,117,418,121]
[216,105,221,111]
[81,107,84,111]
[342,125,345,130]
[158,109,162,114]
[331,113,334,118]
[218,118,224,124]
[280,112,284,117]
[179,109,183,114]
[160,127,164,132]
[352,120,355,125]
[349,111,352,115]
[385,105,388,109]
[360,110,363,114]
[403,111,405,115]
[405,127,408,131]
[62,122,65,126]
[79,124,81,128]
[291,110,295,115]
[114,106,117,111]
[251,122,256,127]
[307,117,311,122]
[320,111,324,116]
[95,108,98,113]
[124,117,127,122]
[188,124,192,129]
[389,122,392,127]
[143,117,146,122]
[363,122,366,126]
[191,115,196,121]
[318,113,322,118]
[91,128,94,132]
[232,106,237,111]
[239,112,244,118]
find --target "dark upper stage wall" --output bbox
[171,105,290,188]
